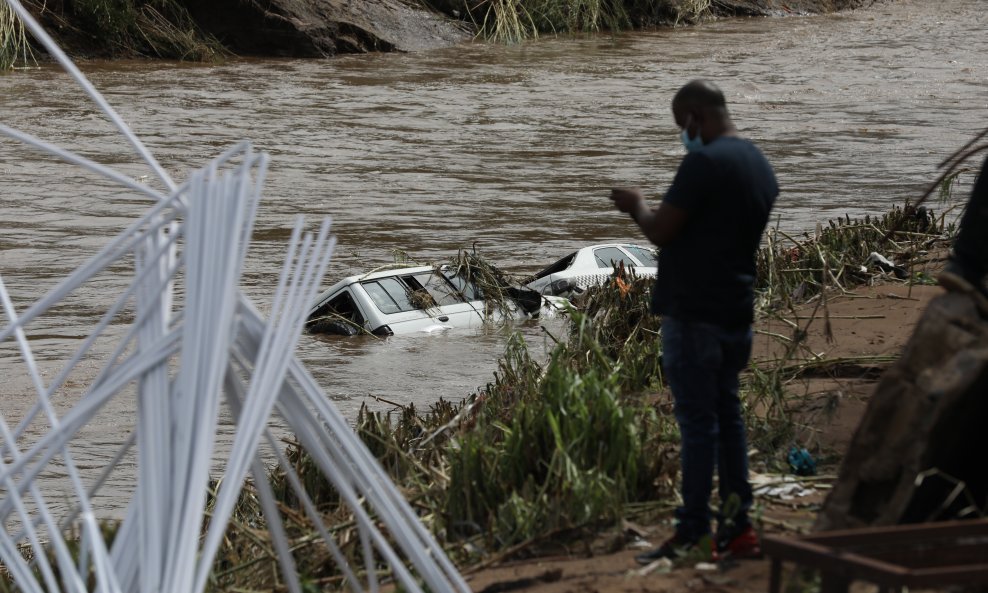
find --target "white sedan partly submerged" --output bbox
[307,264,565,336]
[525,243,658,297]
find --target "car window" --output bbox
[362,278,416,314]
[593,247,637,269]
[531,252,577,280]
[409,272,464,306]
[441,270,481,301]
[624,246,658,267]
[312,290,366,326]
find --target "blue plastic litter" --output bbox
[788,446,817,476]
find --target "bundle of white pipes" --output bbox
[0,2,470,592]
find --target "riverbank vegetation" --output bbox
[0,0,225,67]
[0,202,954,590]
[426,0,710,43]
[0,0,707,65]
[0,2,31,69]
[203,202,950,589]
[0,0,884,64]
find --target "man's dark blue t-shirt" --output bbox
[652,136,778,328]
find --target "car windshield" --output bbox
[531,252,577,280]
[409,272,465,306]
[362,277,416,314]
[441,270,482,300]
[624,245,657,267]
[593,246,638,269]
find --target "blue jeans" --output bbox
[661,316,754,541]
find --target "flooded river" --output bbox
[0,0,986,515]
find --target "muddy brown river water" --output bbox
[0,0,987,516]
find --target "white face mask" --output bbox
[680,127,704,153]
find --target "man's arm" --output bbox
[609,187,688,247]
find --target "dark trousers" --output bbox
[661,316,754,541]
[953,156,988,279]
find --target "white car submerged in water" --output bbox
[525,243,658,297]
[307,264,565,336]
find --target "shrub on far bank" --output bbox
[1,0,227,63]
[422,0,711,43]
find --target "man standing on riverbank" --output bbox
[609,79,778,563]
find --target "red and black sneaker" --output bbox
[715,525,762,560]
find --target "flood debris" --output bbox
[861,251,907,279]
[751,473,819,501]
[787,446,818,476]
[755,204,947,311]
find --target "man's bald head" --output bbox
[672,79,727,112]
[671,79,734,144]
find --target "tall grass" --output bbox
[465,0,711,43]
[0,3,34,70]
[133,2,226,61]
[444,308,678,548]
[470,0,540,43]
[9,0,227,61]
[672,0,710,25]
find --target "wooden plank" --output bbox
[800,519,988,547]
[764,524,988,590]
[763,537,909,582]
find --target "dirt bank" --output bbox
[175,0,472,56]
[711,0,884,17]
[13,0,891,61]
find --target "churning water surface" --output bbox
[0,0,986,515]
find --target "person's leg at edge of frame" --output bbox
[635,317,720,564]
[714,325,761,559]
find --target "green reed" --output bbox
[463,0,711,42]
[7,0,226,61]
[444,328,677,548]
[471,0,539,43]
[0,3,33,70]
[132,2,227,61]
